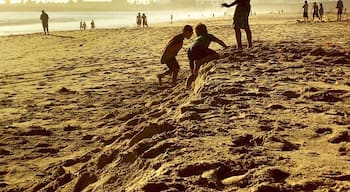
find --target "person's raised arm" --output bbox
[222,0,238,8]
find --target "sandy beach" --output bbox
[0,13,350,192]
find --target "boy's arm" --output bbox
[212,35,228,49]
[222,0,238,8]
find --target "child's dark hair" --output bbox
[183,25,193,33]
[195,23,208,36]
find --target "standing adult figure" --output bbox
[303,1,309,23]
[136,12,142,27]
[319,3,324,22]
[142,13,148,28]
[336,0,344,21]
[91,19,95,29]
[40,10,49,35]
[222,0,252,49]
[312,2,320,21]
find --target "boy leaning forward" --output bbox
[157,25,193,86]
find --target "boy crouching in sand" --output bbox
[157,25,193,86]
[186,23,228,88]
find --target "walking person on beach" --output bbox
[40,10,49,35]
[157,25,193,86]
[221,0,252,50]
[319,3,324,22]
[312,2,320,21]
[336,0,344,21]
[142,13,148,28]
[83,21,87,30]
[302,1,309,23]
[186,23,228,89]
[136,12,142,28]
[91,19,95,30]
[80,20,83,31]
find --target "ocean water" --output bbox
[0,10,226,36]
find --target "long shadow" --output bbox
[49,34,75,39]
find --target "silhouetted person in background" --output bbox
[142,13,148,28]
[319,3,324,22]
[312,2,320,21]
[222,0,252,49]
[40,10,49,35]
[170,14,173,24]
[80,20,83,31]
[83,21,87,30]
[336,0,344,21]
[136,12,142,27]
[303,1,309,23]
[91,19,95,29]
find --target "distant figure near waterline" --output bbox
[186,23,228,89]
[80,20,83,31]
[157,25,193,86]
[83,21,87,30]
[312,2,320,21]
[319,3,324,22]
[40,10,49,35]
[91,19,95,29]
[142,13,148,28]
[336,0,344,21]
[170,14,173,24]
[136,12,142,27]
[222,0,252,50]
[303,1,309,23]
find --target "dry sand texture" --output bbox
[0,14,350,192]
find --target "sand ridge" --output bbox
[0,15,350,191]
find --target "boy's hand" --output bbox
[221,3,229,8]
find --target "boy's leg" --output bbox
[157,70,171,86]
[194,52,219,71]
[245,26,252,48]
[187,48,195,74]
[186,73,196,89]
[171,59,180,85]
[234,28,243,49]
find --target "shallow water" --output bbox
[0,10,225,36]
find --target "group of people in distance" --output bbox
[80,20,95,31]
[158,0,251,88]
[136,12,148,28]
[40,10,97,35]
[303,0,345,23]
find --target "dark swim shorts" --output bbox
[187,46,217,61]
[165,57,180,71]
[233,5,250,29]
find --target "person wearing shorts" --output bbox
[157,25,193,86]
[222,0,252,49]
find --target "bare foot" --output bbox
[157,74,162,86]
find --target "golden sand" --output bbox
[0,14,350,191]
